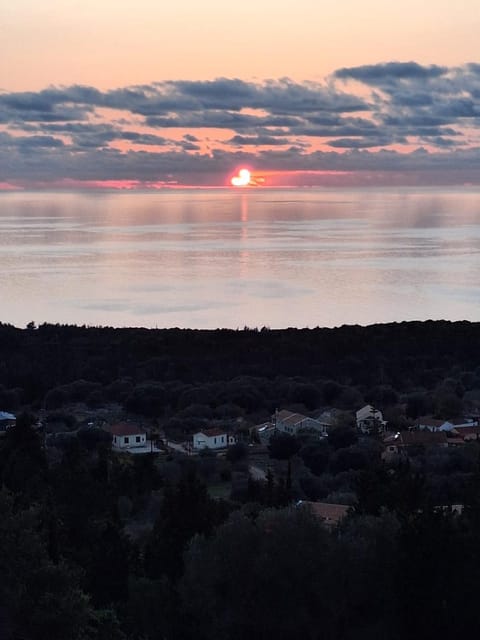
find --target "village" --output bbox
[2,401,479,529]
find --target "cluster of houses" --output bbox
[101,422,236,454]
[383,416,480,462]
[255,405,386,443]
[3,401,480,462]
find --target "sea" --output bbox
[1,187,480,330]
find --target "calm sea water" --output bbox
[1,188,480,329]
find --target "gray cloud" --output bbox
[2,64,480,186]
[334,62,448,83]
[228,134,297,147]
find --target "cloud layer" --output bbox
[2,62,480,187]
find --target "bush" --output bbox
[268,433,301,460]
[226,443,248,464]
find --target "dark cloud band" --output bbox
[1,63,480,186]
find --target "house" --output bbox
[415,417,449,432]
[0,411,15,436]
[452,425,480,441]
[104,422,147,451]
[193,428,235,450]
[274,410,327,436]
[416,416,477,432]
[382,430,448,462]
[253,421,275,444]
[356,405,387,434]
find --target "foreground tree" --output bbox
[0,490,93,640]
[144,470,230,581]
[181,506,331,640]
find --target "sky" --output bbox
[2,0,480,188]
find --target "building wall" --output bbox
[277,417,326,436]
[113,433,146,449]
[193,433,229,449]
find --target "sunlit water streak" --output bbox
[1,187,480,328]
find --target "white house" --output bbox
[0,411,15,436]
[105,422,147,450]
[356,405,387,433]
[274,410,327,436]
[193,428,235,450]
[416,417,477,432]
[253,421,275,444]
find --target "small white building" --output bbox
[356,405,387,434]
[105,422,147,450]
[254,421,275,444]
[0,411,15,435]
[193,428,235,450]
[274,410,327,436]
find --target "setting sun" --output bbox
[231,168,251,187]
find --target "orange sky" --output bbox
[2,0,480,91]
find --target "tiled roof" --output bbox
[276,409,297,421]
[199,428,227,437]
[276,410,309,426]
[446,437,465,446]
[454,426,480,437]
[300,501,349,525]
[399,431,448,446]
[104,422,145,437]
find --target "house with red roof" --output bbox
[104,422,147,451]
[193,428,235,450]
[452,425,480,441]
[382,430,449,462]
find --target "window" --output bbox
[214,437,217,444]
[124,436,129,444]
[136,436,141,443]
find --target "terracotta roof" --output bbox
[399,431,448,446]
[276,410,309,426]
[300,501,349,525]
[199,428,227,437]
[104,422,145,437]
[454,426,480,438]
[276,409,297,421]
